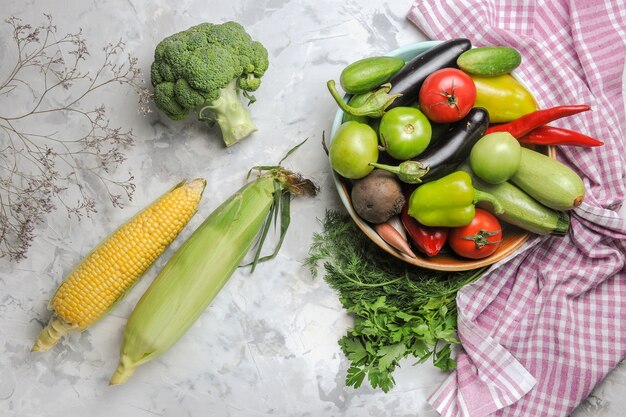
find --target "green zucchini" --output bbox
[457,46,521,77]
[460,164,570,235]
[340,56,405,94]
[511,148,585,211]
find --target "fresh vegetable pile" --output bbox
[320,38,603,392]
[34,150,317,384]
[30,22,319,386]
[327,38,598,261]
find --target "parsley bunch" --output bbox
[306,210,485,392]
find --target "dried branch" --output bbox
[0,14,152,261]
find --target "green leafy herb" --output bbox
[306,210,485,392]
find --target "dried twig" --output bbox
[0,14,152,261]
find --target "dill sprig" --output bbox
[306,210,486,392]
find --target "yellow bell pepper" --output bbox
[471,74,537,123]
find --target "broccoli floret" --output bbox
[151,22,269,146]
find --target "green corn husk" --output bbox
[109,163,317,385]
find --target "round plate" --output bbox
[329,41,553,271]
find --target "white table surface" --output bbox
[1,1,625,416]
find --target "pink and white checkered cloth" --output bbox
[407,1,626,416]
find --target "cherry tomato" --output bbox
[448,209,502,259]
[329,121,379,179]
[379,107,432,160]
[419,68,477,123]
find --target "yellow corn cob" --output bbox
[32,178,206,352]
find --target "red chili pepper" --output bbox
[400,198,448,257]
[485,105,591,138]
[518,125,604,147]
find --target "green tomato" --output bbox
[379,107,432,160]
[470,132,522,184]
[329,121,379,179]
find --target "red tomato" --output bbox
[419,68,476,123]
[448,209,502,259]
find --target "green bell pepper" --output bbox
[408,171,504,227]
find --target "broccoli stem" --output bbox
[200,79,257,147]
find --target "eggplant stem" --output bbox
[326,80,401,118]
